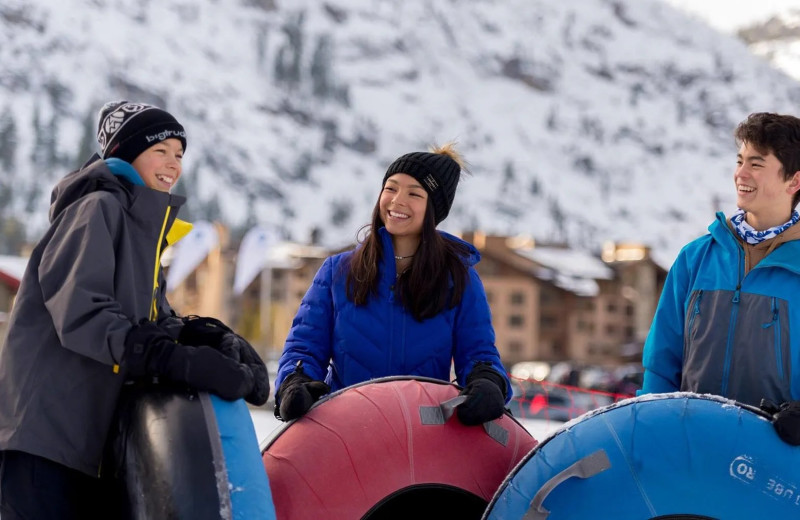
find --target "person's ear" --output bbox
[788,171,800,195]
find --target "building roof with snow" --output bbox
[513,246,614,297]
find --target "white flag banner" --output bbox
[166,221,220,289]
[233,226,280,295]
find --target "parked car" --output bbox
[507,378,617,422]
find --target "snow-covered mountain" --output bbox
[2,0,800,266]
[738,9,800,81]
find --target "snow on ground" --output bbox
[250,409,563,445]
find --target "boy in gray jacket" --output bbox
[0,101,268,519]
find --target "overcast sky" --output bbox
[665,0,800,32]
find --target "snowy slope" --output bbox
[2,0,800,266]
[736,8,800,82]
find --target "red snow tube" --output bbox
[261,376,537,520]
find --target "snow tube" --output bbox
[112,384,276,520]
[483,392,800,519]
[261,376,538,520]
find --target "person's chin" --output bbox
[386,218,408,231]
[386,224,403,235]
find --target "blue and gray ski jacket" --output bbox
[641,212,800,407]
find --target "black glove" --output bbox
[764,399,800,446]
[218,332,271,406]
[276,362,330,421]
[124,321,254,401]
[457,362,507,426]
[178,315,233,349]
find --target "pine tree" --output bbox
[0,107,17,173]
[75,108,97,165]
[502,162,515,192]
[0,216,26,255]
[0,181,12,215]
[30,104,48,169]
[256,23,270,72]
[310,34,333,99]
[274,11,305,89]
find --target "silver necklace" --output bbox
[394,254,414,260]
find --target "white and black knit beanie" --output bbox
[96,101,187,164]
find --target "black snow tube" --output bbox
[108,383,275,519]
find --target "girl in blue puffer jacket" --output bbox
[274,143,510,426]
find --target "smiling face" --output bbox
[130,138,184,192]
[379,173,428,239]
[735,141,800,230]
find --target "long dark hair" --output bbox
[346,196,471,321]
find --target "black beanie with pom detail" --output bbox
[382,144,463,225]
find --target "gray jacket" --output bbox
[0,156,187,476]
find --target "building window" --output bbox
[626,304,634,316]
[508,341,523,354]
[605,324,617,336]
[510,291,525,305]
[485,290,493,304]
[606,302,617,313]
[509,314,524,328]
[541,315,558,330]
[481,259,498,276]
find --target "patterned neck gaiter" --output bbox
[731,208,800,245]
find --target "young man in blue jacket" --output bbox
[640,112,800,445]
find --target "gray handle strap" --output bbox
[419,395,468,424]
[419,395,509,445]
[523,449,611,520]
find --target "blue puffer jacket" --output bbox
[275,228,511,400]
[641,212,800,407]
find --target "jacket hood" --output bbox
[440,230,481,266]
[49,155,129,223]
[49,155,189,236]
[710,211,800,246]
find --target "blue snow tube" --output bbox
[112,384,276,520]
[209,394,275,519]
[483,393,800,519]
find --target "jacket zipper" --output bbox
[722,243,744,397]
[389,281,395,375]
[762,297,784,381]
[113,206,172,376]
[721,287,740,396]
[687,290,703,338]
[149,206,172,322]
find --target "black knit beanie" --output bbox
[96,101,187,164]
[382,150,461,225]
